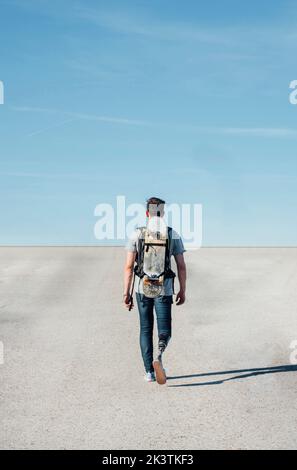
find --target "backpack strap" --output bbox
[165,227,176,294]
[134,227,146,278]
[165,227,172,271]
[164,227,176,280]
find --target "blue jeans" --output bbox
[136,293,173,373]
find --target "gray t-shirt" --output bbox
[126,227,185,295]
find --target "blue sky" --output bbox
[0,0,297,245]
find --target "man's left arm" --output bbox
[174,253,187,305]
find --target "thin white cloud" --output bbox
[74,4,297,53]
[11,106,57,113]
[172,124,297,138]
[27,117,78,137]
[69,111,150,126]
[12,105,150,125]
[221,127,297,137]
[11,106,297,138]
[0,171,105,181]
[11,105,151,136]
[75,6,231,45]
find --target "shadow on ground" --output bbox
[167,364,297,387]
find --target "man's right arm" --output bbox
[123,251,136,296]
[123,229,139,308]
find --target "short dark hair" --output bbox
[146,197,165,216]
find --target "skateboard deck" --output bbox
[142,229,167,298]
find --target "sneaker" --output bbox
[144,371,156,382]
[153,359,167,385]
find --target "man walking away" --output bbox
[123,197,187,385]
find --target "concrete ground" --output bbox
[0,247,296,449]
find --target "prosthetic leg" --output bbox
[153,335,169,385]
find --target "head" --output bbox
[146,197,165,218]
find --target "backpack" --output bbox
[134,225,176,298]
